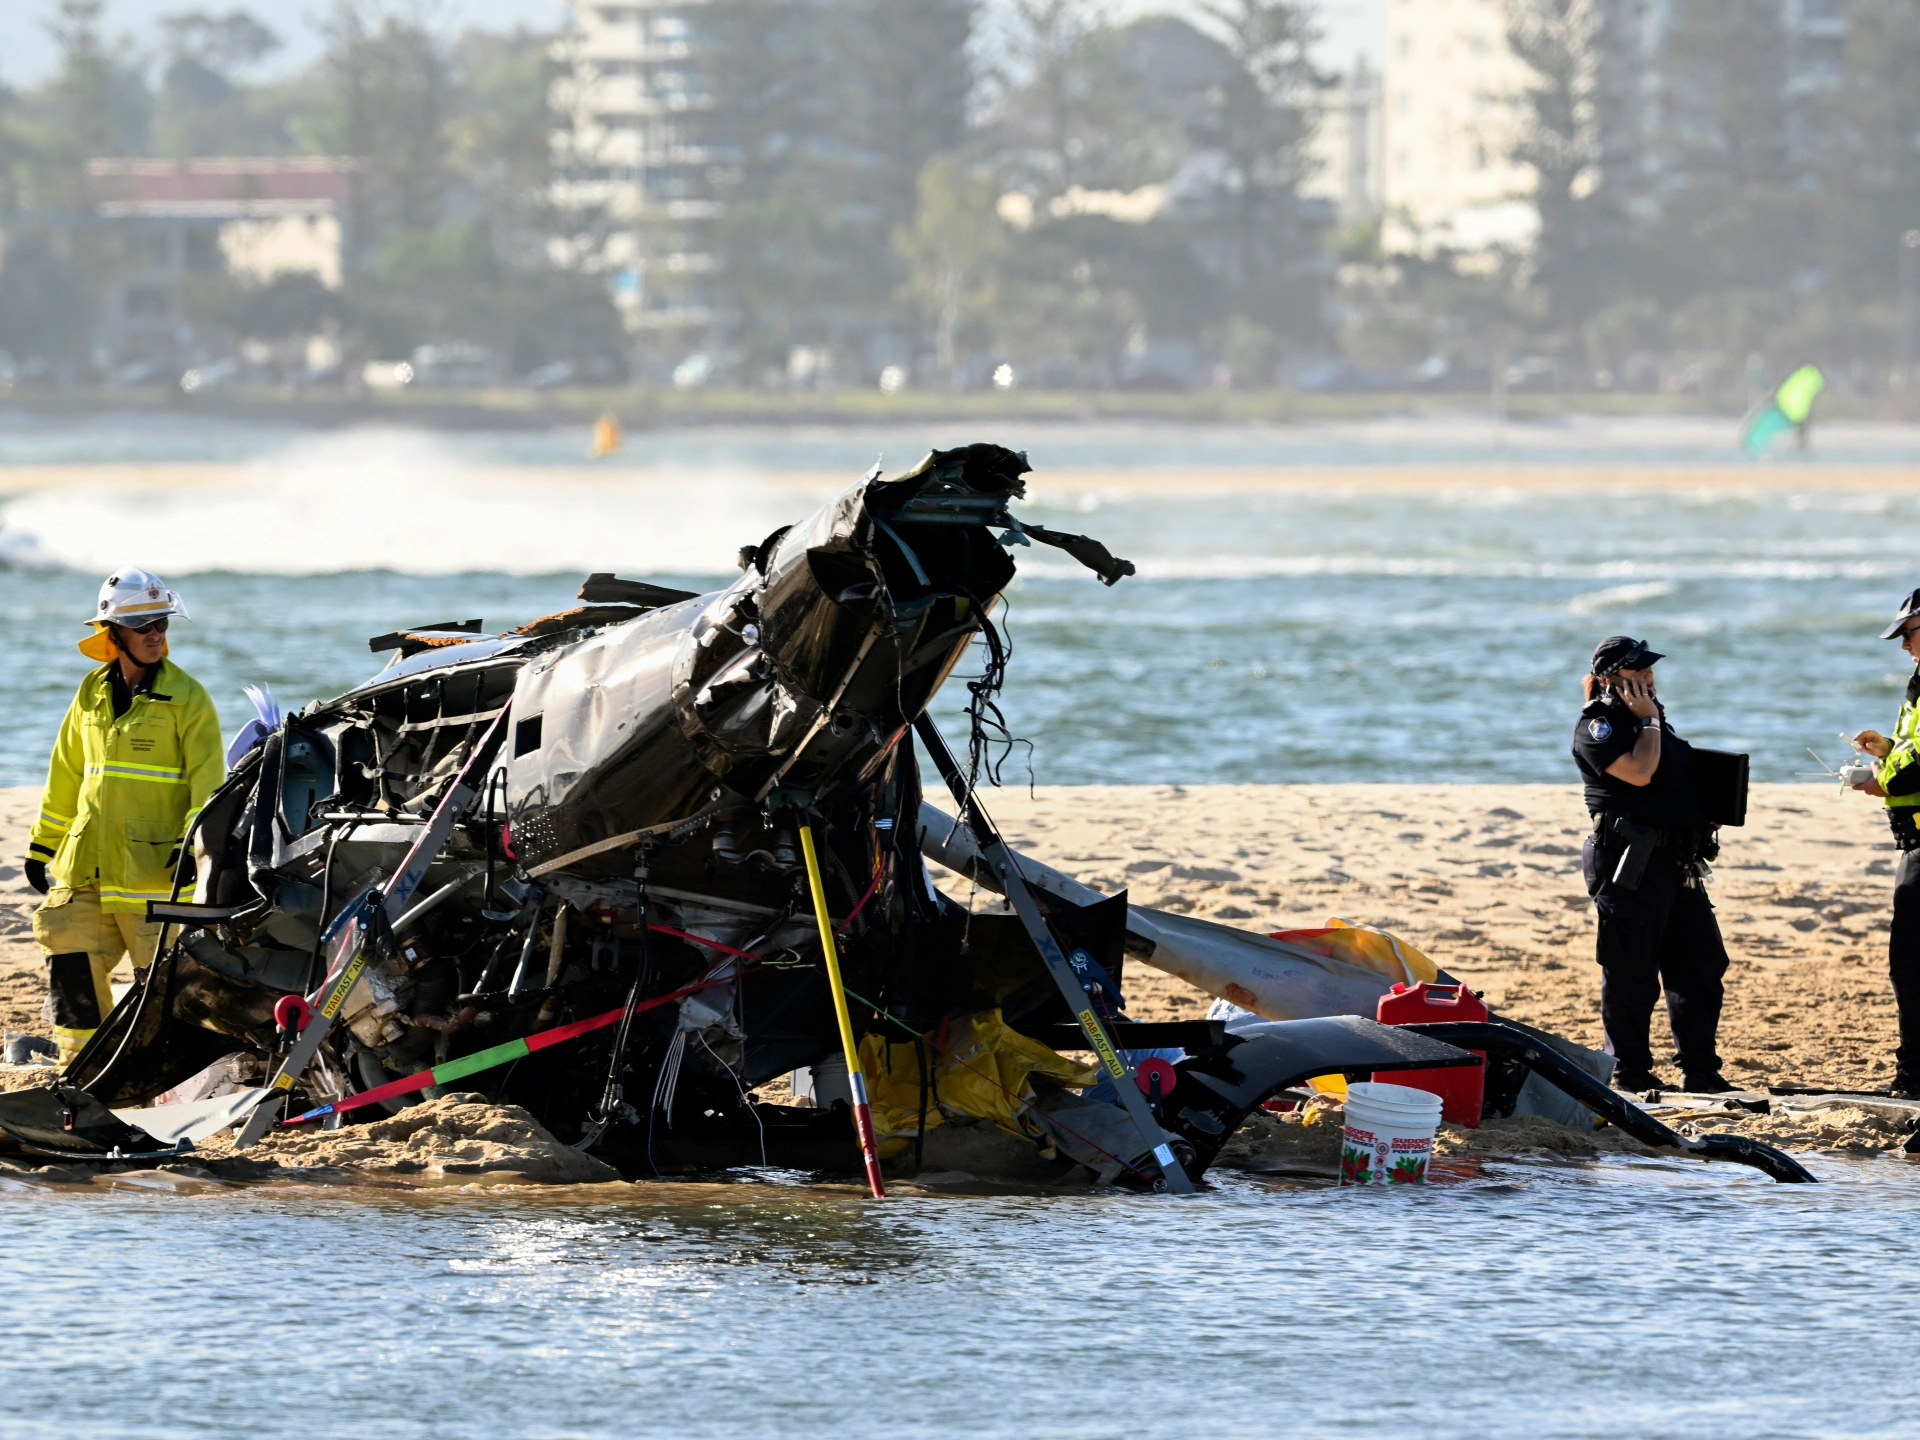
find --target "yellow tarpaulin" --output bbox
[858,1008,1099,1144]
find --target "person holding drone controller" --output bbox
[1844,588,1920,1098]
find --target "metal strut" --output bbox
[233,706,515,1149]
[577,841,656,1154]
[912,716,1193,1194]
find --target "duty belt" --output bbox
[1592,811,1708,891]
[1889,807,1920,852]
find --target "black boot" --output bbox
[1612,1066,1670,1094]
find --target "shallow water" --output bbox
[0,1154,1909,1439]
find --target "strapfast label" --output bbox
[1077,1008,1126,1078]
[319,947,368,1020]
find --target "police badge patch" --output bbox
[1589,716,1612,741]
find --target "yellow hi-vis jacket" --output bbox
[1882,679,1920,811]
[28,660,224,913]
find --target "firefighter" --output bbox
[24,569,223,1063]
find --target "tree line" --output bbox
[0,0,621,381]
[0,0,1915,397]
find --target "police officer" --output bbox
[24,568,222,1063]
[1845,587,1920,1096]
[1572,635,1731,1094]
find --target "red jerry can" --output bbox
[1373,982,1487,1128]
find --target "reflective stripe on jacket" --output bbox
[1883,685,1920,810]
[28,660,224,912]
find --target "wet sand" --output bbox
[0,783,1902,1093]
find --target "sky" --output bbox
[0,0,1384,89]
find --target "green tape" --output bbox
[431,1037,529,1085]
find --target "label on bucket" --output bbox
[1340,1123,1379,1185]
[1385,1132,1431,1185]
[1340,1123,1433,1186]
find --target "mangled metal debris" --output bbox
[0,444,1813,1186]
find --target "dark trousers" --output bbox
[1888,849,1920,1077]
[1583,836,1730,1078]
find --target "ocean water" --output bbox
[0,418,1913,790]
[0,1154,1911,1440]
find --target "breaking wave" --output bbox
[1565,581,1679,612]
[0,429,1909,590]
[1010,556,1900,583]
[0,429,833,577]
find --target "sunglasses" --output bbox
[116,617,169,636]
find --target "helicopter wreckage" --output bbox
[0,445,1812,1187]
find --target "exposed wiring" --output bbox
[699,1029,766,1168]
[957,593,1034,800]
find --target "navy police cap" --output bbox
[1590,635,1664,676]
[1881,587,1920,639]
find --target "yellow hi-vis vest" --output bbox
[1882,679,1920,811]
[28,660,224,912]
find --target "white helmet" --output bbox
[87,567,189,628]
[79,567,188,661]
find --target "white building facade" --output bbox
[550,1,719,344]
[1379,0,1538,258]
[1380,0,1851,262]
[1300,57,1385,224]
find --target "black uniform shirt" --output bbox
[1572,693,1706,826]
[105,661,159,719]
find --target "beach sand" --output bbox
[940,782,1900,1092]
[0,782,1901,1093]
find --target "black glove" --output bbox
[23,858,46,894]
[165,849,197,888]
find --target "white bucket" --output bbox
[1340,1081,1443,1186]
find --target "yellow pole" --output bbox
[798,823,887,1198]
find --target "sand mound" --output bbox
[208,1094,623,1184]
[0,1063,58,1094]
[1213,1106,1346,1174]
[1214,1101,1668,1176]
[1433,1113,1660,1160]
[1216,1095,1920,1177]
[1672,1102,1915,1155]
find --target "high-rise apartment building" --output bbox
[1380,0,1850,261]
[1300,57,1385,224]
[1379,0,1537,257]
[550,1,718,346]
